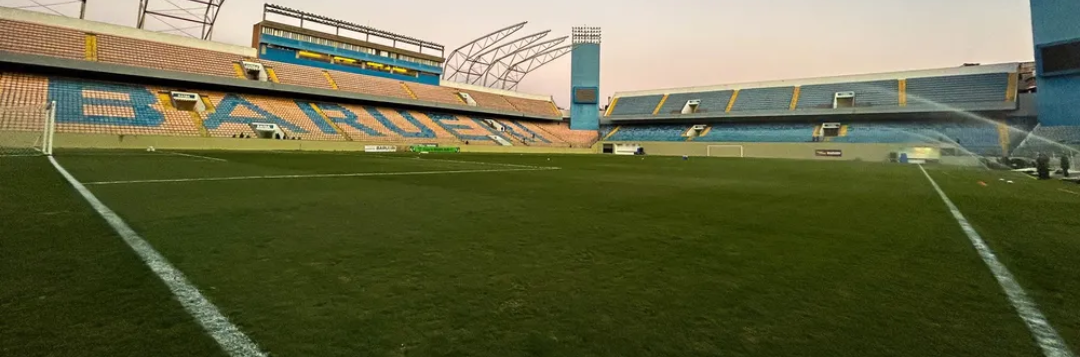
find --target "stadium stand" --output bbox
[407,84,466,105]
[332,71,413,100]
[258,60,335,89]
[457,89,518,112]
[0,73,595,146]
[730,87,795,111]
[796,80,898,108]
[654,90,734,114]
[832,121,1002,155]
[697,123,813,143]
[609,95,664,115]
[0,15,562,119]
[906,73,1010,105]
[502,96,560,117]
[1011,125,1080,156]
[97,35,241,78]
[0,19,85,60]
[607,125,688,142]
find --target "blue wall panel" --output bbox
[570,43,600,130]
[1030,0,1080,126]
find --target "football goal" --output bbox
[706,144,744,158]
[0,101,56,156]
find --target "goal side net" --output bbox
[0,101,56,156]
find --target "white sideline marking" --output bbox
[1058,188,1080,196]
[368,154,556,170]
[919,165,1075,357]
[82,167,560,185]
[169,152,229,162]
[47,156,267,357]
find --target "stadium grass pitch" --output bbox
[2,150,1078,357]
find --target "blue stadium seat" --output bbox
[609,95,664,115]
[731,87,795,111]
[796,80,898,109]
[655,90,734,115]
[697,123,812,143]
[834,121,1002,155]
[607,125,688,141]
[1011,125,1080,157]
[906,73,1010,106]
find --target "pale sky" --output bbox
[6,0,1035,107]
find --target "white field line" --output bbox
[367,154,557,170]
[919,165,1075,357]
[83,167,560,186]
[168,152,229,162]
[47,156,267,357]
[1058,188,1080,196]
[57,153,166,157]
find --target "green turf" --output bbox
[0,156,226,357]
[923,166,1080,351]
[6,150,1077,356]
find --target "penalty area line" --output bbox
[919,165,1075,357]
[168,152,229,162]
[47,156,267,357]
[82,167,560,185]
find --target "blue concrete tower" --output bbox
[570,26,601,130]
[1030,0,1080,126]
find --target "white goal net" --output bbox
[0,101,56,156]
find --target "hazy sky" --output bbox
[6,0,1035,106]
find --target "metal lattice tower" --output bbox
[137,0,225,40]
[0,0,87,18]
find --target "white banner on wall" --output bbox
[364,145,398,153]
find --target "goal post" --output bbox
[706,144,744,158]
[0,101,56,156]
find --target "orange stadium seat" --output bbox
[96,35,241,78]
[503,96,561,117]
[257,60,335,90]
[406,83,467,106]
[0,19,86,60]
[329,70,413,100]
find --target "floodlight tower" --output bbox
[570,26,601,130]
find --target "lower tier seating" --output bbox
[0,73,596,147]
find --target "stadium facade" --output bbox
[0,3,1077,162]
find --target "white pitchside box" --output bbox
[613,143,641,155]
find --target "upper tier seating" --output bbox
[331,71,412,100]
[503,96,559,117]
[609,95,664,116]
[97,35,240,78]
[0,73,595,146]
[796,80,898,109]
[607,72,1014,117]
[730,87,795,111]
[0,19,85,60]
[906,73,1009,105]
[0,18,559,119]
[697,123,813,143]
[655,90,734,115]
[406,84,464,105]
[259,60,334,90]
